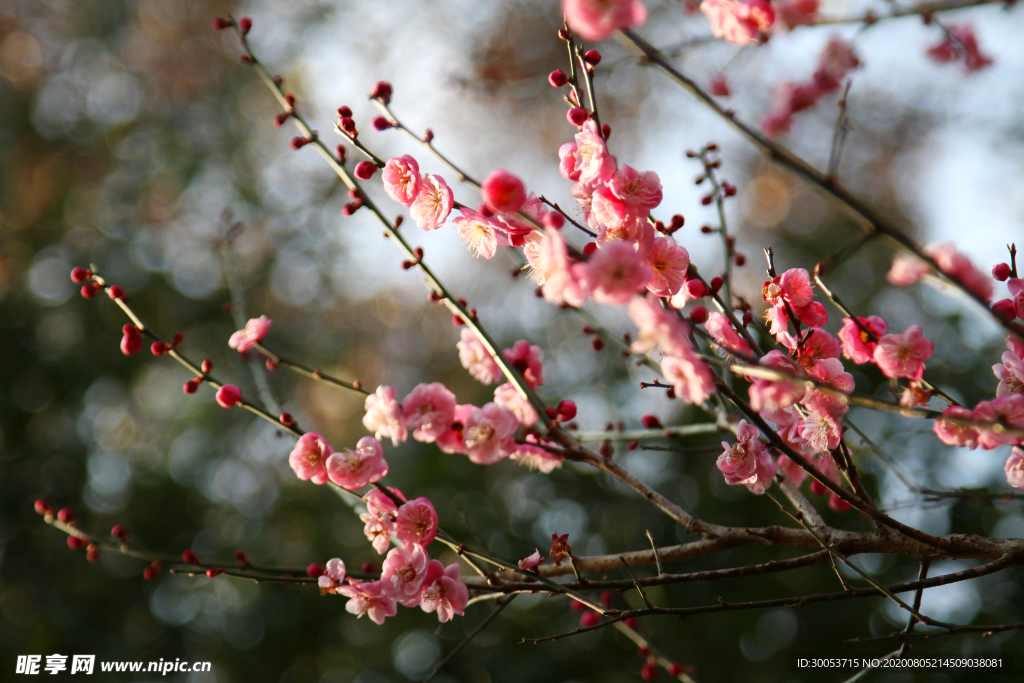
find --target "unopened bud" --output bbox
[584,49,601,65]
[992,263,1011,281]
[150,341,168,355]
[372,116,393,131]
[70,267,91,283]
[212,17,232,30]
[354,161,377,179]
[567,107,588,126]
[280,412,295,425]
[183,378,200,394]
[370,81,393,104]
[548,69,569,87]
[239,17,252,35]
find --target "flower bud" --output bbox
[182,549,201,565]
[143,561,161,581]
[580,611,601,627]
[584,49,601,65]
[690,305,708,324]
[120,333,143,355]
[992,262,1011,281]
[599,440,613,457]
[372,116,393,131]
[67,536,87,551]
[993,299,1016,322]
[735,253,746,266]
[556,399,577,421]
[306,563,325,578]
[354,161,377,179]
[215,385,242,408]
[828,493,852,513]
[685,279,707,299]
[70,267,91,283]
[183,378,200,394]
[87,544,100,563]
[601,124,611,139]
[640,414,663,429]
[641,663,659,681]
[290,136,310,150]
[583,242,598,257]
[742,310,754,326]
[201,359,213,374]
[111,525,130,543]
[35,499,53,516]
[361,561,378,574]
[206,568,221,577]
[81,283,100,298]
[150,341,168,355]
[171,331,183,346]
[809,479,827,496]
[543,212,565,230]
[280,412,295,426]
[370,81,393,104]
[591,336,604,351]
[548,69,569,87]
[212,17,232,30]
[239,17,252,35]
[58,507,75,523]
[710,277,723,293]
[566,107,588,126]
[274,111,291,127]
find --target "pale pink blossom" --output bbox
[452,207,500,259]
[365,487,405,519]
[803,357,854,417]
[797,411,843,452]
[360,512,394,555]
[661,346,716,405]
[419,560,468,623]
[705,311,752,357]
[581,241,652,305]
[494,383,538,426]
[522,230,546,284]
[777,454,807,487]
[762,269,827,333]
[382,155,422,206]
[562,0,648,43]
[570,181,595,224]
[628,293,691,356]
[326,436,388,490]
[775,0,818,28]
[717,420,776,494]
[838,315,888,365]
[503,340,544,388]
[338,579,397,625]
[558,142,581,181]
[381,543,429,606]
[508,442,564,474]
[701,0,775,44]
[608,164,663,214]
[815,38,860,91]
[994,336,1024,397]
[481,169,527,214]
[402,383,457,443]
[228,315,272,352]
[873,324,934,381]
[518,549,545,570]
[1006,448,1024,490]
[574,121,616,187]
[748,350,807,412]
[762,405,817,459]
[395,497,438,547]
[933,406,980,449]
[589,186,640,242]
[974,395,1024,450]
[318,558,347,595]
[645,236,690,297]
[928,243,994,303]
[436,404,475,455]
[458,329,502,385]
[363,386,409,446]
[463,403,519,465]
[887,253,930,286]
[288,432,334,485]
[410,174,454,231]
[539,227,588,307]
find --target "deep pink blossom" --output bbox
[317,558,346,595]
[215,384,241,408]
[628,293,692,356]
[701,0,775,44]
[1010,278,1024,319]
[381,543,429,606]
[419,560,468,623]
[289,432,334,485]
[452,207,500,259]
[410,174,454,231]
[803,357,854,417]
[706,311,752,357]
[777,454,807,487]
[363,386,409,446]
[228,315,271,352]
[889,244,994,303]
[518,549,545,570]
[815,38,860,91]
[994,335,1024,397]
[574,121,616,188]
[775,0,818,28]
[581,241,652,305]
[608,164,663,214]
[494,383,538,426]
[402,383,457,443]
[559,143,581,181]
[338,579,397,625]
[661,346,716,405]
[927,24,993,73]
[463,403,518,465]
[748,350,807,412]
[435,404,475,455]
[1006,448,1024,490]
[838,315,888,365]
[974,395,1024,450]
[873,324,934,381]
[481,169,527,214]
[365,487,406,519]
[645,236,690,297]
[717,420,776,494]
[395,497,438,547]
[360,511,394,555]
[562,0,648,43]
[762,269,827,334]
[503,340,544,388]
[326,436,388,489]
[382,155,422,207]
[539,227,588,307]
[508,442,564,473]
[458,329,503,385]
[933,406,980,449]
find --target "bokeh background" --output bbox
[2,0,1023,681]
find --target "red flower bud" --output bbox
[280,412,295,426]
[543,212,565,230]
[567,107,588,126]
[361,561,378,574]
[274,111,291,127]
[67,535,87,551]
[370,81,393,104]
[591,336,604,351]
[336,144,347,163]
[215,385,242,408]
[690,305,708,324]
[583,242,598,257]
[372,116,393,131]
[599,439,613,457]
[809,479,827,496]
[171,331,183,346]
[993,299,1017,322]
[81,283,100,298]
[548,69,569,87]
[641,414,662,429]
[641,663,659,681]
[580,611,601,627]
[70,267,91,283]
[87,544,100,563]
[829,494,852,513]
[556,399,577,421]
[201,359,213,374]
[143,561,161,580]
[58,507,75,523]
[337,106,352,119]
[111,525,130,543]
[570,599,587,612]
[601,123,611,139]
[624,617,639,629]
[120,332,142,355]
[206,568,221,577]
[710,277,723,293]
[239,17,252,35]
[150,341,168,355]
[183,379,200,394]
[290,136,310,150]
[212,17,232,30]
[306,563,325,578]
[182,549,200,565]
[992,262,1011,281]
[584,49,601,65]
[637,646,651,657]
[354,161,377,179]
[742,310,753,326]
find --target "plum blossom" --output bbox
[539,227,588,307]
[410,174,454,231]
[838,315,888,365]
[645,236,690,297]
[797,411,843,452]
[503,340,544,388]
[360,510,394,555]
[973,395,1024,450]
[803,358,854,417]
[452,207,500,259]
[228,315,271,352]
[581,241,652,305]
[573,121,616,187]
[395,497,439,547]
[1006,448,1024,490]
[419,560,469,623]
[382,155,421,206]
[288,432,334,485]
[590,186,644,243]
[338,580,397,625]
[318,558,346,595]
[701,0,775,44]
[628,293,691,356]
[933,406,980,449]
[494,383,538,426]
[777,454,807,487]
[363,386,408,446]
[748,350,807,412]
[775,0,818,28]
[705,311,752,357]
[435,404,475,455]
[326,436,388,490]
[559,143,581,181]
[661,346,716,405]
[888,244,994,303]
[762,269,828,334]
[508,441,564,474]
[458,329,502,385]
[381,543,429,606]
[927,24,993,73]
[518,549,545,570]
[402,383,457,443]
[716,420,776,494]
[562,0,648,43]
[463,403,518,465]
[873,324,934,381]
[994,336,1024,397]
[608,165,663,213]
[887,253,930,286]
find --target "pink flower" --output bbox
[705,311,752,357]
[994,336,1024,398]
[927,24,993,73]
[762,269,827,334]
[518,549,545,570]
[363,386,409,446]
[289,432,334,485]
[929,243,994,304]
[608,165,663,214]
[628,293,691,356]
[395,497,438,547]
[661,345,716,405]
[574,121,616,187]
[503,340,544,388]
[228,315,272,352]
[590,186,639,241]
[410,174,454,231]
[402,383,457,443]
[1009,279,1024,319]
[452,207,500,259]
[494,383,538,426]
[419,560,468,623]
[360,511,394,555]
[436,404,475,455]
[508,442,564,474]
[463,402,519,465]
[933,406,979,449]
[717,420,776,494]
[559,143,581,181]
[797,411,843,452]
[382,155,422,207]
[887,253,930,286]
[815,39,860,91]
[326,436,389,490]
[365,487,405,518]
[481,169,527,214]
[215,384,241,408]
[748,350,807,412]
[645,236,690,297]
[539,227,588,307]
[873,324,934,381]
[701,0,775,44]
[581,241,652,305]
[381,543,429,606]
[458,329,503,385]
[317,558,347,595]
[338,580,397,625]
[803,357,854,417]
[775,0,818,28]
[974,395,1024,450]
[562,0,648,43]
[1006,448,1024,490]
[777,454,807,487]
[838,315,888,365]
